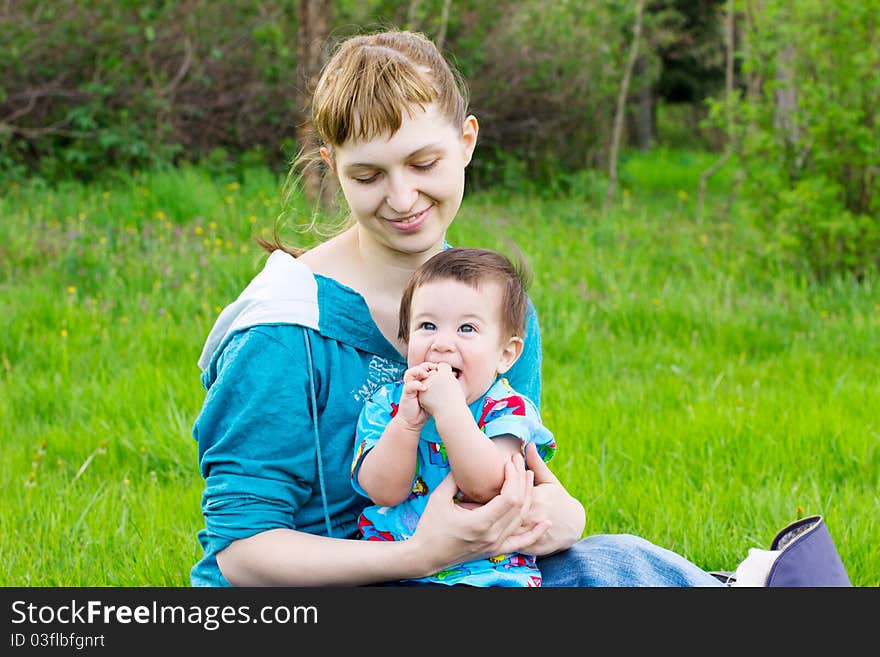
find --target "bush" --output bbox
[718,0,880,278]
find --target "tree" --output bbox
[605,0,646,213]
[723,0,880,277]
[696,0,734,222]
[296,0,333,207]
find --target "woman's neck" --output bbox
[354,228,444,297]
[307,225,442,297]
[298,225,445,354]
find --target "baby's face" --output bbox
[406,278,516,404]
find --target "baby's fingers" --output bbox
[402,379,427,395]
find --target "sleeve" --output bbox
[192,327,319,556]
[504,298,542,408]
[480,390,556,463]
[350,382,398,498]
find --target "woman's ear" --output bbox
[496,336,524,375]
[320,146,335,172]
[462,115,479,166]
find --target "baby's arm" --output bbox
[419,364,518,503]
[356,364,434,507]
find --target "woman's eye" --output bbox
[412,160,438,172]
[353,173,379,184]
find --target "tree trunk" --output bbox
[774,43,799,150]
[696,0,735,222]
[604,0,645,213]
[297,0,333,208]
[407,0,421,30]
[435,0,452,52]
[635,55,654,150]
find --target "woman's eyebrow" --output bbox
[343,143,446,171]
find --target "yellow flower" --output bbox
[226,182,240,191]
[60,328,68,338]
[194,225,204,235]
[66,285,77,294]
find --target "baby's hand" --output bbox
[403,362,438,384]
[397,363,437,429]
[419,362,466,415]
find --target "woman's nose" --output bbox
[385,172,418,214]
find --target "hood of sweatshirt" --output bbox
[197,249,404,383]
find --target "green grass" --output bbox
[2,151,877,586]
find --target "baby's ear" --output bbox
[496,336,524,374]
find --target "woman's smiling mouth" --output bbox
[385,206,431,232]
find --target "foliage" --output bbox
[1,0,722,186]
[0,0,300,181]
[712,0,880,279]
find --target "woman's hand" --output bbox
[514,442,586,556]
[408,452,551,577]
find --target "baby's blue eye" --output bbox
[459,324,475,333]
[420,322,436,331]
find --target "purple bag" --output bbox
[711,515,852,587]
[764,515,851,587]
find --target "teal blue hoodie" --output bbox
[190,249,542,586]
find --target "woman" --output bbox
[190,29,722,587]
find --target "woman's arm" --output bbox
[514,442,585,556]
[218,454,550,586]
[499,304,585,555]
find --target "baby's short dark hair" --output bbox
[398,247,531,342]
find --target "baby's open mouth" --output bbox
[452,367,462,379]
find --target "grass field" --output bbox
[1,149,877,586]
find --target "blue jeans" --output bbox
[537,534,725,587]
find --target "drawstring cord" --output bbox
[303,329,333,538]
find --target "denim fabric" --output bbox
[537,534,725,587]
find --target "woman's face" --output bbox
[327,105,478,259]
